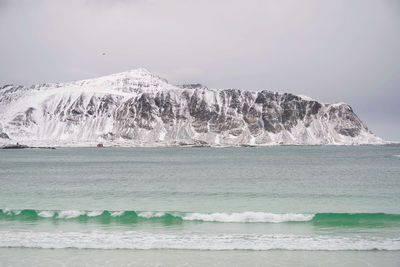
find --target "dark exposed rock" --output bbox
[98,95,120,116]
[3,143,28,149]
[0,132,9,139]
[135,93,155,130]
[154,92,175,123]
[10,107,36,127]
[310,101,322,115]
[86,96,97,116]
[338,128,360,137]
[178,84,207,89]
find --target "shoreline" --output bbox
[0,248,399,267]
[1,142,398,149]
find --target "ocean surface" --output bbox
[0,146,399,266]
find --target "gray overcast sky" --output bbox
[0,0,399,141]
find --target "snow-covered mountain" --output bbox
[0,68,384,147]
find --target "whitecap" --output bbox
[2,209,21,216]
[87,211,103,217]
[2,208,12,215]
[38,211,54,218]
[182,212,315,223]
[138,211,166,218]
[110,211,124,217]
[13,210,22,215]
[57,210,85,219]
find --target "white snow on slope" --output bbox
[0,68,385,147]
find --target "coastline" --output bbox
[1,140,397,149]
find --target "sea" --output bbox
[0,146,399,266]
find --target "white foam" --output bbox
[57,210,85,219]
[0,230,398,251]
[182,212,314,223]
[1,209,20,216]
[37,211,54,218]
[1,208,11,215]
[110,211,124,217]
[87,211,103,217]
[138,211,166,219]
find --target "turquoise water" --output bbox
[0,146,400,265]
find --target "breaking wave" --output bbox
[1,209,400,227]
[0,209,311,224]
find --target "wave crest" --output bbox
[0,209,313,223]
[1,209,399,226]
[182,212,314,223]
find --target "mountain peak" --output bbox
[62,68,172,93]
[91,68,166,82]
[114,68,153,77]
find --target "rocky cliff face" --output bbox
[0,69,384,146]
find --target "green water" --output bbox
[0,146,399,265]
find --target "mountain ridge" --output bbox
[0,68,385,147]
